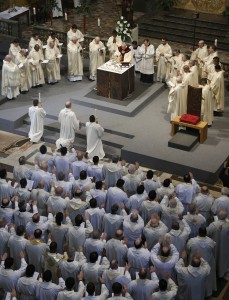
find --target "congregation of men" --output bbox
[0,144,229,299]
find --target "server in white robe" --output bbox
[1,55,20,100]
[84,230,106,261]
[16,264,39,300]
[167,219,190,255]
[128,267,159,300]
[123,213,144,248]
[89,36,106,81]
[106,179,129,214]
[200,78,214,126]
[28,44,45,87]
[15,49,32,93]
[130,41,142,72]
[67,24,84,43]
[127,238,150,279]
[67,37,83,81]
[193,186,213,224]
[151,240,179,279]
[0,169,15,204]
[140,191,162,225]
[86,115,105,159]
[67,215,93,254]
[155,38,172,82]
[152,277,178,300]
[8,225,29,270]
[36,270,64,300]
[207,210,229,278]
[211,187,229,216]
[187,226,216,297]
[45,41,61,84]
[105,230,127,267]
[25,229,49,273]
[102,156,125,188]
[0,252,27,292]
[103,260,131,296]
[103,206,125,240]
[143,215,168,251]
[28,99,46,143]
[56,101,80,149]
[107,30,122,59]
[9,39,21,63]
[210,65,225,112]
[175,253,210,300]
[139,39,155,83]
[52,0,63,18]
[0,219,10,257]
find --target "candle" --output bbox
[38,93,41,102]
[215,39,217,47]
[33,7,36,15]
[65,13,68,21]
[98,18,100,27]
[94,109,97,117]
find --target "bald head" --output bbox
[38,180,45,189]
[110,260,118,270]
[169,198,177,209]
[5,55,12,62]
[115,229,123,240]
[130,213,138,223]
[2,198,10,207]
[201,186,209,194]
[95,36,100,44]
[218,209,228,220]
[150,214,159,227]
[55,186,63,196]
[72,37,78,43]
[183,65,190,73]
[128,164,136,175]
[65,101,72,109]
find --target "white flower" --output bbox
[120,28,123,32]
[123,30,126,34]
[116,27,119,31]
[117,21,120,25]
[127,24,130,27]
[121,16,124,20]
[127,33,131,37]
[124,21,127,23]
[120,24,123,27]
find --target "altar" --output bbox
[97,60,135,100]
[0,6,30,25]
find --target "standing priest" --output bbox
[156,38,172,83]
[139,39,155,83]
[28,99,46,143]
[67,37,83,82]
[89,36,106,81]
[56,100,80,149]
[86,115,105,159]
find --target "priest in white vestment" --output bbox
[9,39,21,63]
[28,44,45,87]
[166,49,183,81]
[200,78,214,126]
[47,32,61,49]
[191,40,208,77]
[1,55,20,100]
[210,65,225,112]
[15,49,32,93]
[139,39,155,83]
[52,0,63,18]
[29,99,46,143]
[202,45,218,77]
[130,41,142,72]
[67,24,84,43]
[45,41,61,84]
[56,100,80,149]
[86,115,105,159]
[188,60,199,87]
[29,34,43,51]
[67,37,83,82]
[89,36,106,81]
[107,30,122,59]
[156,38,172,82]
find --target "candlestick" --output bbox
[94,109,97,118]
[65,13,68,21]
[214,39,217,47]
[38,93,41,102]
[33,7,36,15]
[98,18,100,27]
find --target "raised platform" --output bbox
[168,130,199,151]
[0,67,228,184]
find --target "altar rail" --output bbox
[33,26,108,58]
[0,18,21,38]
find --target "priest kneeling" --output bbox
[86,115,105,159]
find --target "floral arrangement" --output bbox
[116,16,132,41]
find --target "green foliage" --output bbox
[75,0,91,16]
[223,6,229,19]
[41,0,62,16]
[155,0,177,11]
